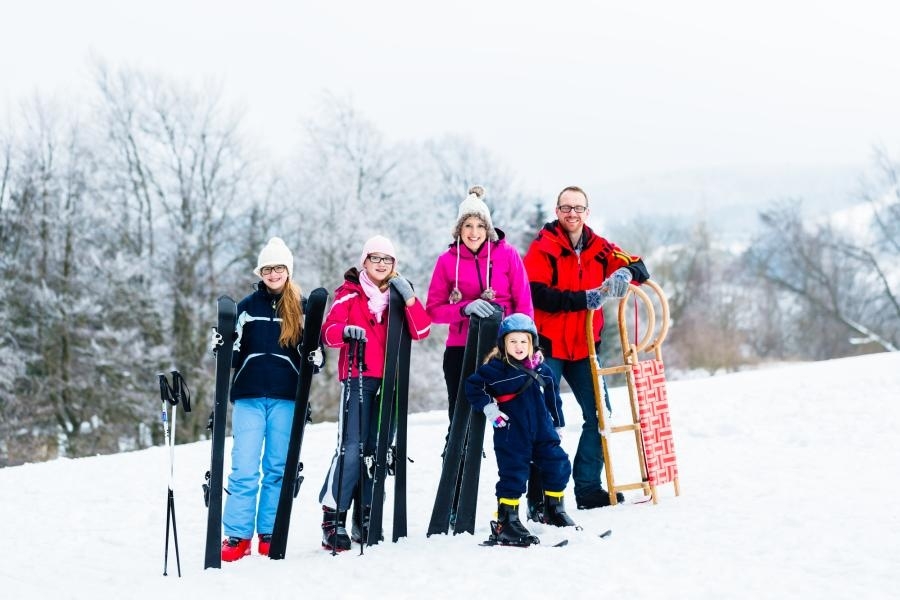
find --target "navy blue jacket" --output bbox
[466,356,572,496]
[466,357,565,430]
[230,284,305,402]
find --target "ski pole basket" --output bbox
[586,279,680,505]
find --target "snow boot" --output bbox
[257,533,272,556]
[491,498,538,547]
[526,499,545,523]
[321,505,351,551]
[525,464,544,522]
[576,488,625,509]
[543,491,576,527]
[350,503,372,543]
[221,536,251,562]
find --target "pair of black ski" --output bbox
[365,287,412,546]
[427,307,503,537]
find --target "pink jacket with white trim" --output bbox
[321,269,431,379]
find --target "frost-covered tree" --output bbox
[94,63,259,440]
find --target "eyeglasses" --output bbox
[557,204,587,214]
[367,255,395,265]
[260,265,287,275]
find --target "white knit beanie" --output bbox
[359,235,397,270]
[452,185,497,242]
[254,237,294,278]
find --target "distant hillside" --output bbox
[588,163,866,239]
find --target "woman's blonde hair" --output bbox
[277,280,304,347]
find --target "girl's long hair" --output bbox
[278,280,304,347]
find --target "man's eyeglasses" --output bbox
[557,205,587,214]
[260,265,287,275]
[367,255,395,265]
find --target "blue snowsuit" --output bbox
[466,357,572,499]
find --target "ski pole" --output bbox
[331,339,355,555]
[356,339,367,555]
[158,371,191,577]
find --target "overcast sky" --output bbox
[3,0,899,197]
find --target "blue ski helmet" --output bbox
[497,313,538,346]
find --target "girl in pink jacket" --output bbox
[318,235,431,551]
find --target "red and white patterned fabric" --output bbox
[632,359,678,487]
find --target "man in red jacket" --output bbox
[523,186,650,512]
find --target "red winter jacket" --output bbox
[321,269,431,379]
[523,221,649,361]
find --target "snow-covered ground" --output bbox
[1,352,898,599]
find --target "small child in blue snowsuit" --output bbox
[465,313,576,546]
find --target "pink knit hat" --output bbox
[359,235,397,269]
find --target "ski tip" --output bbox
[599,529,612,539]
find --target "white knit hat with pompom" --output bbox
[452,185,497,242]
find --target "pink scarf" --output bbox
[359,271,389,323]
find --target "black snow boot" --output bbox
[525,463,544,522]
[321,505,351,551]
[491,499,538,547]
[543,492,576,527]
[576,488,625,509]
[526,499,545,523]
[351,502,384,544]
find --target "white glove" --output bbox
[343,325,367,341]
[310,348,325,369]
[463,299,494,318]
[602,267,632,298]
[483,402,509,428]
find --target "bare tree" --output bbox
[743,191,899,357]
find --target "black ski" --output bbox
[453,307,502,535]
[427,306,502,537]
[366,286,407,546]
[204,296,237,570]
[478,521,564,547]
[391,309,412,543]
[479,538,569,548]
[426,316,480,536]
[268,287,329,560]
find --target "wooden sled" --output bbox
[586,279,680,505]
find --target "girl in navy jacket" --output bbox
[222,237,321,562]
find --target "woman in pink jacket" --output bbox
[318,235,431,551]
[426,185,533,425]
